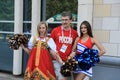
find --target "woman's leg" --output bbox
[61,77,67,80]
[75,73,86,80]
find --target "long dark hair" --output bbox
[80,21,93,37]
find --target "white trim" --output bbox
[23,21,31,23]
[0,20,31,23]
[31,0,41,36]
[0,20,14,23]
[0,31,14,34]
[13,0,23,75]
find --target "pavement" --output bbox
[0,71,89,80]
[0,71,23,80]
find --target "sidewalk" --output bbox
[0,71,23,80]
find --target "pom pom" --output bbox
[74,48,100,71]
[60,58,78,77]
[8,34,28,50]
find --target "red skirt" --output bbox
[24,42,56,80]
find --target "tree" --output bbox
[46,0,78,20]
[0,0,14,20]
[0,0,14,32]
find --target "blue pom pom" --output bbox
[74,48,100,70]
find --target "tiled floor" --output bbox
[0,72,23,80]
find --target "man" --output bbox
[50,11,78,80]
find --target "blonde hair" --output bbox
[32,22,48,46]
[36,21,48,38]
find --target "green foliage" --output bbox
[0,0,14,31]
[0,0,77,20]
[46,0,78,20]
[0,0,14,20]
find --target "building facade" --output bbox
[78,0,120,80]
[0,0,120,80]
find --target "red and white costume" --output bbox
[24,36,57,80]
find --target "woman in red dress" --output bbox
[21,22,62,80]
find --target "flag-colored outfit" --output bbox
[24,37,56,80]
[73,36,93,77]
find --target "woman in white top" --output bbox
[21,21,63,80]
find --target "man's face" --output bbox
[61,16,72,28]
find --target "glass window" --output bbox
[0,0,14,72]
[23,0,32,21]
[0,0,14,20]
[23,0,32,38]
[0,23,14,32]
[23,23,31,39]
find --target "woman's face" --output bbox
[38,24,47,36]
[80,24,87,35]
